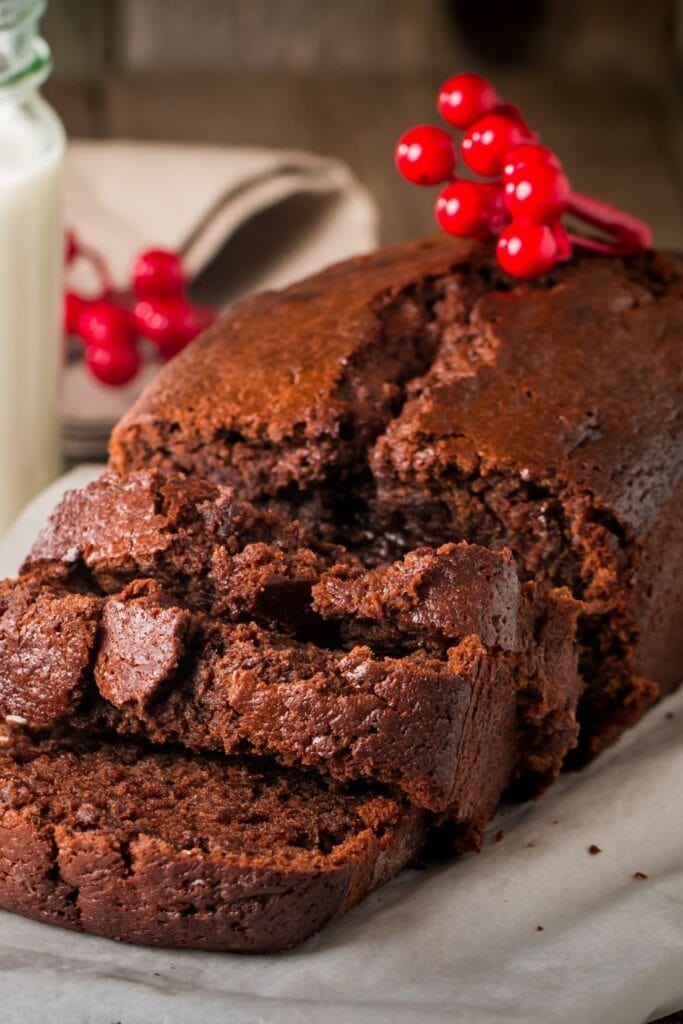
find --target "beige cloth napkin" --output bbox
[62,140,379,459]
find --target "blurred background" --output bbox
[43,0,682,248]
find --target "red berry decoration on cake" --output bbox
[395,125,457,186]
[395,73,652,279]
[438,73,499,129]
[63,234,216,387]
[461,114,524,178]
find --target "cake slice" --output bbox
[0,578,100,728]
[0,726,426,952]
[312,547,582,795]
[312,542,522,652]
[22,469,354,635]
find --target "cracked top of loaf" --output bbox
[108,236,682,536]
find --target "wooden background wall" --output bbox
[43,0,682,247]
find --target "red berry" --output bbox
[133,296,214,359]
[438,73,499,129]
[85,337,140,387]
[504,163,570,224]
[502,143,561,181]
[64,291,87,335]
[435,180,502,239]
[78,301,132,346]
[132,249,185,297]
[461,114,524,177]
[496,222,558,279]
[395,125,456,186]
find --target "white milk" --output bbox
[0,98,64,534]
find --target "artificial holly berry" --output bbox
[85,337,140,387]
[502,143,561,181]
[496,222,558,279]
[435,180,503,239]
[437,73,499,129]
[132,249,185,298]
[133,296,214,359]
[396,71,652,279]
[395,125,456,186]
[461,114,525,177]
[78,301,132,347]
[504,163,570,224]
[64,291,88,335]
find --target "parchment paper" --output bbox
[0,467,681,1024]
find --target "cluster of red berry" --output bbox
[64,234,215,387]
[395,73,651,279]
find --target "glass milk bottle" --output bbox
[0,0,64,534]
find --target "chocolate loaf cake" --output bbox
[1,235,679,954]
[0,726,425,952]
[109,237,683,757]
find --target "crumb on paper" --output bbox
[552,819,559,825]
[536,925,544,932]
[588,844,602,855]
[633,871,648,880]
[525,841,535,848]
[494,829,504,843]
[665,711,675,720]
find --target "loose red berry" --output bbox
[504,163,570,224]
[395,125,456,186]
[85,337,140,387]
[496,222,558,279]
[78,301,132,346]
[461,114,525,177]
[64,291,87,335]
[502,143,561,181]
[133,297,214,359]
[435,180,503,239]
[132,249,185,298]
[437,73,499,129]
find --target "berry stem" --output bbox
[567,191,652,255]
[495,102,536,142]
[75,238,114,294]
